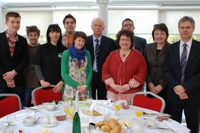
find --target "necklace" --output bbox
[122,53,126,57]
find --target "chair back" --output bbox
[0,93,21,118]
[32,85,62,106]
[131,91,165,112]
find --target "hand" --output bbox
[3,70,17,82]
[174,85,185,95]
[154,84,163,94]
[53,81,64,93]
[104,78,114,85]
[77,85,87,93]
[109,83,122,92]
[40,80,51,88]
[148,82,156,94]
[179,92,189,100]
[120,84,130,93]
[129,78,140,88]
[6,79,15,88]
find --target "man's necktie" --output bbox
[181,43,187,83]
[95,39,100,71]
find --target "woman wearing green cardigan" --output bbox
[61,31,92,101]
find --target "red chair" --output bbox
[131,91,165,113]
[32,85,62,106]
[0,93,21,118]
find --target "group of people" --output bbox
[0,11,200,133]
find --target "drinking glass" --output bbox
[114,104,122,115]
[135,108,143,117]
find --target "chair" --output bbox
[32,85,62,106]
[0,93,21,118]
[131,91,166,113]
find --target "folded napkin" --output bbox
[162,119,190,133]
[15,112,34,120]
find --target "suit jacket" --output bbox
[164,39,200,106]
[144,42,169,99]
[86,35,117,75]
[0,31,28,87]
[134,36,147,56]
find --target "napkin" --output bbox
[15,112,34,120]
[162,119,190,133]
[79,102,118,123]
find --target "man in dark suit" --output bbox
[121,18,147,55]
[85,17,117,99]
[164,16,200,133]
[0,12,28,101]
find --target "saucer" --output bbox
[23,121,38,126]
[41,121,59,128]
[44,106,58,111]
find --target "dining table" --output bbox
[0,100,190,133]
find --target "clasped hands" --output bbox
[105,78,140,93]
[173,85,189,100]
[3,70,17,88]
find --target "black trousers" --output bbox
[91,71,107,100]
[168,100,199,133]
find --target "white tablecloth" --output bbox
[0,101,190,133]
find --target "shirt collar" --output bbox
[93,35,102,43]
[180,38,192,48]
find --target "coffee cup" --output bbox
[47,103,56,110]
[23,116,36,124]
[81,122,89,133]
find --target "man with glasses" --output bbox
[121,18,147,55]
[62,14,76,48]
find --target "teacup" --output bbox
[23,116,36,124]
[41,115,50,125]
[47,103,56,110]
[145,117,157,127]
[81,122,89,133]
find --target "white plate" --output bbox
[41,122,59,128]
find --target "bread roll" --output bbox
[110,126,120,133]
[101,124,112,132]
[106,118,117,123]
[95,121,104,128]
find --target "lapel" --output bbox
[150,43,157,58]
[98,36,106,56]
[187,39,197,67]
[174,41,181,69]
[2,32,12,60]
[88,36,94,56]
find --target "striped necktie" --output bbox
[181,43,187,83]
[95,39,100,71]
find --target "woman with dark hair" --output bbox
[102,29,147,103]
[33,24,67,93]
[61,31,92,101]
[144,23,170,112]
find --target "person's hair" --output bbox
[26,25,40,36]
[46,24,62,52]
[91,17,105,27]
[152,23,169,41]
[178,16,195,29]
[73,31,87,45]
[116,29,134,49]
[5,11,21,21]
[62,14,76,25]
[122,18,134,27]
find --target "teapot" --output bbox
[130,117,145,133]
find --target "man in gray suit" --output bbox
[121,18,147,55]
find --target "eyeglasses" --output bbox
[123,24,133,27]
[120,39,131,42]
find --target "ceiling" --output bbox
[1,0,200,8]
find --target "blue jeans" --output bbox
[23,88,34,107]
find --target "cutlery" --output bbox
[23,107,38,111]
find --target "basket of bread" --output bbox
[95,118,130,133]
